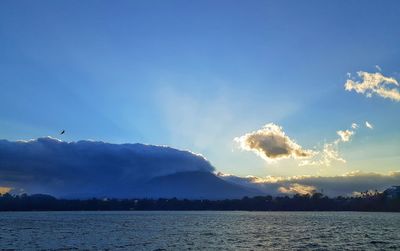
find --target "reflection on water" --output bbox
[0,211,399,250]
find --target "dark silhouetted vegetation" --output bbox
[0,188,399,212]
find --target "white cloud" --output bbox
[234,123,316,161]
[337,129,354,142]
[344,71,400,101]
[351,123,359,129]
[365,121,374,129]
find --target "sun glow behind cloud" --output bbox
[235,122,368,168]
[219,171,400,197]
[278,183,317,195]
[0,187,12,194]
[234,123,316,162]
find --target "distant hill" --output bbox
[132,171,265,199]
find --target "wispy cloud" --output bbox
[365,121,374,129]
[344,71,400,101]
[300,124,358,167]
[234,123,316,162]
[299,141,345,167]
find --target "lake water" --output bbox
[0,211,399,250]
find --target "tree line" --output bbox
[0,190,399,211]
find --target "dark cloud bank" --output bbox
[0,137,219,198]
[0,137,398,199]
[219,172,400,197]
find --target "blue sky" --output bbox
[1,0,399,178]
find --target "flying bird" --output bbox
[60,130,65,135]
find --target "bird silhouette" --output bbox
[60,130,65,135]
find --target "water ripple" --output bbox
[0,211,399,250]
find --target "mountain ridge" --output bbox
[132,171,265,199]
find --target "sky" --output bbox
[1,0,399,185]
